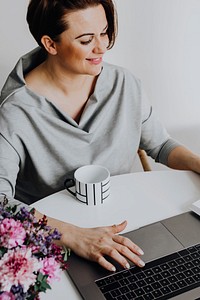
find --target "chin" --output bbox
[88,65,102,76]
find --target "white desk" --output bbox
[33,170,200,300]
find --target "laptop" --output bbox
[67,211,200,300]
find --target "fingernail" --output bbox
[111,266,116,272]
[138,248,144,255]
[139,260,145,267]
[125,263,130,269]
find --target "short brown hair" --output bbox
[26,0,117,49]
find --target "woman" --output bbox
[0,0,200,272]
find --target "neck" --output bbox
[41,57,96,95]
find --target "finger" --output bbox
[94,254,117,272]
[114,242,145,268]
[101,246,131,270]
[113,235,144,256]
[95,243,144,270]
[111,220,127,234]
[101,244,144,269]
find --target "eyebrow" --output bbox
[75,24,108,39]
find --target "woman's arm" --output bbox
[167,145,200,173]
[35,210,145,272]
[0,130,145,272]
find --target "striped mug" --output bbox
[64,165,110,206]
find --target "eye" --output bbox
[80,37,93,45]
[101,31,108,37]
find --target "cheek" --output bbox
[104,36,109,47]
[68,46,90,61]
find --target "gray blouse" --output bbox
[0,47,180,206]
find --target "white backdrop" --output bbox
[0,0,200,169]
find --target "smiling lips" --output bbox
[87,57,102,65]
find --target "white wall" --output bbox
[1,0,200,169]
[0,0,36,88]
[107,0,200,160]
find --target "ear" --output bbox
[41,35,57,55]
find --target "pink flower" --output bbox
[0,218,26,248]
[40,257,61,283]
[0,248,42,292]
[0,292,15,300]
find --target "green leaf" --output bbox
[41,281,51,290]
[62,246,71,261]
[11,205,17,213]
[0,247,7,258]
[30,207,36,215]
[34,284,39,292]
[37,272,44,282]
[35,273,51,293]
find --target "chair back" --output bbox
[137,149,152,171]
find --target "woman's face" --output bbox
[53,4,109,77]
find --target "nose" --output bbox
[93,36,108,54]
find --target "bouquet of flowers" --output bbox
[0,195,69,300]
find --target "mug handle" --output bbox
[64,178,76,197]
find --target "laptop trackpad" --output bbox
[124,221,184,264]
[161,211,200,247]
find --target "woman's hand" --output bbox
[62,220,145,272]
[35,210,145,271]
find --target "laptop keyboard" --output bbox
[95,243,200,300]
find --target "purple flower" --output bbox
[10,285,26,300]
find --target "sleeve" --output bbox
[139,87,181,166]
[0,134,30,209]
